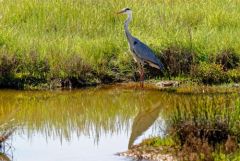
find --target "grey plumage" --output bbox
[120,7,164,70]
[131,38,164,69]
[118,7,164,87]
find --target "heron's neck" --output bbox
[124,12,132,38]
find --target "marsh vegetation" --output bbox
[0,0,240,88]
[0,0,240,160]
[124,93,240,161]
[167,95,240,160]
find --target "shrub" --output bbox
[191,62,228,84]
[0,55,19,78]
[227,68,240,83]
[215,49,240,71]
[160,47,194,77]
[0,54,21,88]
[167,96,240,160]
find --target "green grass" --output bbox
[140,136,175,147]
[0,0,240,87]
[163,95,240,160]
[133,95,240,160]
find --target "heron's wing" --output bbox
[132,38,164,70]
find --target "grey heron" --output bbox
[117,8,164,88]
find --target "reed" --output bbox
[166,95,240,160]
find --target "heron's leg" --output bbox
[138,68,142,87]
[141,67,144,88]
[137,63,142,85]
[140,65,144,88]
[138,67,142,87]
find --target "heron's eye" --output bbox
[125,8,131,11]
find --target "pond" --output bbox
[0,84,239,161]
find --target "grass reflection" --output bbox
[0,87,239,146]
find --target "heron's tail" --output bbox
[158,60,165,71]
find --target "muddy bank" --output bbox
[118,144,177,161]
[118,134,239,161]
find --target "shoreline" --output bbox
[0,79,240,92]
[117,143,178,161]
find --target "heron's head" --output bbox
[117,8,132,15]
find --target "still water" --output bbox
[0,85,239,161]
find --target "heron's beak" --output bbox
[116,10,124,14]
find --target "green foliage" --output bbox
[227,68,240,83]
[0,0,240,87]
[192,62,240,84]
[160,46,194,77]
[141,136,175,147]
[166,96,240,160]
[170,96,240,137]
[0,54,21,88]
[191,62,228,84]
[215,49,240,71]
